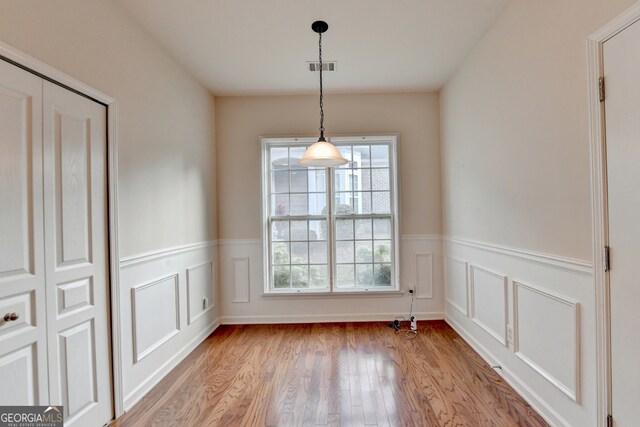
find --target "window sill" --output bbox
[261,290,405,299]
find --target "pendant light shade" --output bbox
[299,138,348,167]
[298,21,348,168]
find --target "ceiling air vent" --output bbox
[308,61,337,72]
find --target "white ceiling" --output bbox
[117,0,510,96]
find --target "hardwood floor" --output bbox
[112,321,548,427]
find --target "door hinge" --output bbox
[607,414,613,427]
[604,245,611,272]
[599,77,606,102]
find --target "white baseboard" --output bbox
[445,315,569,427]
[123,318,221,410]
[220,311,444,325]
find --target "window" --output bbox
[261,135,399,293]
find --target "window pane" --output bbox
[273,266,290,288]
[334,193,353,214]
[308,193,327,215]
[372,192,390,214]
[371,169,389,191]
[291,242,308,264]
[335,219,354,240]
[309,242,327,263]
[353,145,371,168]
[355,241,373,263]
[353,169,371,191]
[290,170,308,192]
[373,218,391,239]
[290,221,308,240]
[270,147,288,169]
[336,264,355,287]
[272,220,289,241]
[309,265,328,288]
[356,264,373,286]
[336,241,354,263]
[308,169,326,192]
[374,264,392,286]
[355,219,373,239]
[272,194,289,216]
[371,145,389,167]
[289,146,306,169]
[374,240,391,262]
[353,192,371,214]
[309,220,326,240]
[291,265,309,287]
[335,169,350,191]
[290,194,308,215]
[272,171,289,193]
[272,243,289,264]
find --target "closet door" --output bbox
[0,60,49,406]
[42,82,112,426]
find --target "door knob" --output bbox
[3,312,19,322]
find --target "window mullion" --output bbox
[327,167,335,291]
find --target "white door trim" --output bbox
[0,42,124,418]
[587,2,640,426]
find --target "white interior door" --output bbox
[603,17,640,427]
[0,59,49,407]
[42,81,112,426]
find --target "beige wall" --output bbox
[0,0,217,257]
[440,0,636,261]
[215,93,441,239]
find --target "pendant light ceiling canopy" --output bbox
[298,21,349,168]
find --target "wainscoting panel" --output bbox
[444,237,593,427]
[119,241,219,410]
[187,261,215,324]
[514,281,579,401]
[469,265,507,345]
[218,236,444,324]
[445,257,468,316]
[131,274,179,362]
[232,257,250,303]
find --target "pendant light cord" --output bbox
[318,30,325,139]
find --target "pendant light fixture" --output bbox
[298,21,349,167]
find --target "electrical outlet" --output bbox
[507,325,514,343]
[202,297,208,310]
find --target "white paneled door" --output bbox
[603,17,640,427]
[0,58,49,407]
[0,60,112,426]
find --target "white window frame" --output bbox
[261,135,401,294]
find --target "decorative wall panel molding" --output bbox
[414,254,433,299]
[186,261,215,324]
[444,236,591,426]
[232,257,250,303]
[131,275,180,363]
[469,265,507,345]
[514,281,579,401]
[119,240,218,410]
[218,236,444,323]
[445,256,468,316]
